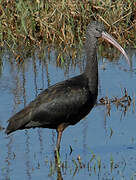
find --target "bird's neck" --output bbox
[84,36,98,95]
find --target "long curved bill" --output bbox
[102,31,130,65]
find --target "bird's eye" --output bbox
[96,28,99,31]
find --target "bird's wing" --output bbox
[6,78,92,133]
[26,81,90,128]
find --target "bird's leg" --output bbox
[55,123,68,152]
[54,129,63,165]
[54,130,62,167]
[56,131,62,152]
[55,123,68,166]
[55,124,67,166]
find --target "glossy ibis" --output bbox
[6,22,130,151]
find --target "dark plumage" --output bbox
[6,21,129,151]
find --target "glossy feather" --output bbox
[6,74,97,134]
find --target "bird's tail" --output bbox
[5,105,32,135]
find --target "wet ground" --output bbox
[0,47,136,180]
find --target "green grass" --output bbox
[0,0,135,61]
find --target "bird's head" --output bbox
[87,21,105,38]
[86,21,130,65]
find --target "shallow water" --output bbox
[0,47,136,180]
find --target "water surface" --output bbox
[0,48,136,180]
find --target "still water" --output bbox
[0,48,136,180]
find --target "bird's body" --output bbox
[6,73,97,134]
[6,21,129,151]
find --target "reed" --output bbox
[0,0,135,59]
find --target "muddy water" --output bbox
[0,48,136,180]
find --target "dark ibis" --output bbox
[5,21,130,151]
